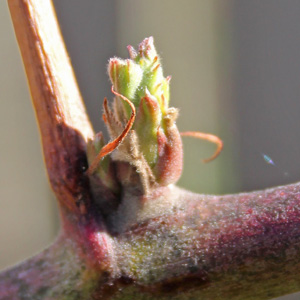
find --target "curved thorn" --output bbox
[87,88,136,175]
[180,131,223,163]
[102,97,108,124]
[152,63,161,72]
[166,75,172,83]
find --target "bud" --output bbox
[88,37,183,194]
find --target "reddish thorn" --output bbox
[154,83,162,92]
[180,131,223,163]
[102,97,108,124]
[87,88,136,175]
[152,63,160,72]
[161,94,166,107]
[127,45,137,59]
[103,97,110,117]
[102,113,107,124]
[126,59,131,81]
[157,127,167,156]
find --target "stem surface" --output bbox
[8,0,94,213]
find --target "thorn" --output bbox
[102,113,107,124]
[102,97,108,124]
[148,36,154,44]
[86,87,136,175]
[152,63,161,72]
[127,45,137,59]
[180,131,223,163]
[154,83,162,93]
[161,94,166,107]
[103,97,110,118]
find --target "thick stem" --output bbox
[7,0,94,213]
[0,232,112,300]
[3,183,300,299]
[108,183,300,299]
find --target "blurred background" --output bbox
[1,1,300,299]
